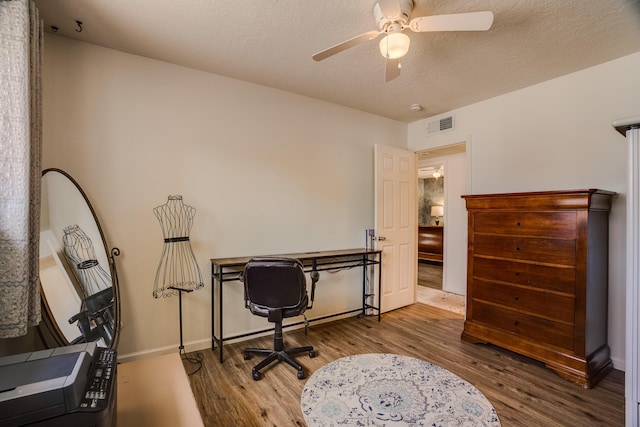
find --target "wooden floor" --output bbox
[185,303,624,426]
[418,261,443,289]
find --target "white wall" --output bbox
[41,35,407,359]
[441,152,467,295]
[408,52,640,370]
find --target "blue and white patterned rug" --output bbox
[301,353,500,426]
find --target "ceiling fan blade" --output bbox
[385,58,401,82]
[312,30,381,61]
[377,0,402,19]
[408,11,494,32]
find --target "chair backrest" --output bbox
[243,258,307,310]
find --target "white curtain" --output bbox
[0,0,43,338]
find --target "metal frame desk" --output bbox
[210,248,382,362]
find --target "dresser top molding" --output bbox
[462,189,616,211]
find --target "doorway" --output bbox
[417,161,445,290]
[415,143,468,314]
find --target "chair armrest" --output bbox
[239,272,250,308]
[307,270,319,310]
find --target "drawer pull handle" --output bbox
[515,272,521,276]
[514,321,519,326]
[515,247,520,252]
[514,296,520,301]
[516,221,521,227]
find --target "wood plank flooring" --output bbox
[418,261,443,289]
[185,303,624,426]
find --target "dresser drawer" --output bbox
[473,257,575,294]
[473,211,577,238]
[472,301,574,351]
[473,279,575,323]
[474,234,576,266]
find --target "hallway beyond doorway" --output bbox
[418,261,443,289]
[417,261,465,315]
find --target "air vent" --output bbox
[426,115,454,136]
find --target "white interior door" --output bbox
[374,144,417,312]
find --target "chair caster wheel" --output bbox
[252,370,262,381]
[309,350,316,358]
[243,352,251,360]
[297,370,305,380]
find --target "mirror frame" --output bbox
[38,168,121,349]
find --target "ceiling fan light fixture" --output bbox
[379,32,410,59]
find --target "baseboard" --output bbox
[118,326,626,375]
[117,311,363,363]
[117,339,212,363]
[611,355,625,372]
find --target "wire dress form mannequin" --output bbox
[154,195,204,373]
[63,224,111,297]
[153,195,204,298]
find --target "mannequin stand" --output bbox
[169,286,203,375]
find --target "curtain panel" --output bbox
[0,0,43,338]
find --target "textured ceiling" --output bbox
[33,0,640,123]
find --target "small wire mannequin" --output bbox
[153,195,204,374]
[63,224,111,297]
[153,195,204,297]
[63,224,115,345]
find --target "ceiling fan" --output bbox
[312,0,494,82]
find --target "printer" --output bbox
[0,342,116,427]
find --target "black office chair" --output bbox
[242,257,316,380]
[69,287,115,345]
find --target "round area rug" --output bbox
[301,353,500,426]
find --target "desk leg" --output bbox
[211,264,225,363]
[361,253,382,321]
[218,266,224,362]
[377,253,382,321]
[362,254,370,317]
[211,264,216,350]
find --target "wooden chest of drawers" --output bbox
[418,226,443,262]
[461,189,615,388]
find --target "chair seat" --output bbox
[248,294,308,319]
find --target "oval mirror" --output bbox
[38,168,120,349]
